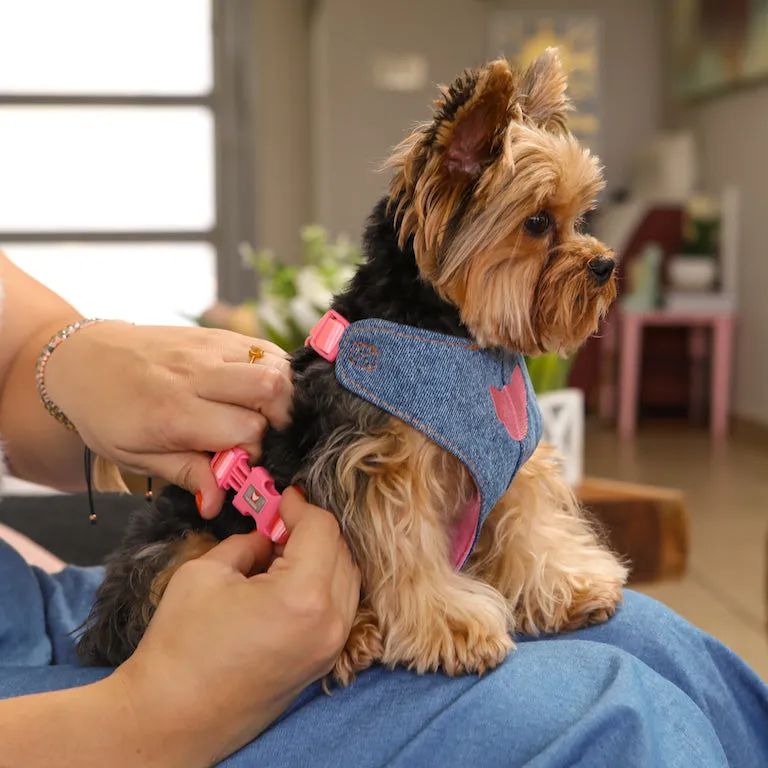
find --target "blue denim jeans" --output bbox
[1,539,767,767]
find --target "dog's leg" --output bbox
[76,531,217,666]
[311,419,512,682]
[331,603,383,686]
[76,485,224,667]
[466,444,627,635]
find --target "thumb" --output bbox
[277,486,312,532]
[148,452,226,519]
[201,531,273,576]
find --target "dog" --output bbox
[76,49,627,684]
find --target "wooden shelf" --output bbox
[577,476,689,584]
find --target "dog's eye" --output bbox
[524,211,552,237]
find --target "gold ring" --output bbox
[248,345,265,364]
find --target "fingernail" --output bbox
[195,490,204,514]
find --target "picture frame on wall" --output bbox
[671,0,768,100]
[487,11,601,154]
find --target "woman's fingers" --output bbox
[162,400,269,455]
[217,334,292,365]
[277,489,340,579]
[275,489,360,609]
[142,451,226,517]
[195,363,293,430]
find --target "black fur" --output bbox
[76,198,469,667]
[261,198,469,490]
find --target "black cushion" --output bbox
[0,493,140,566]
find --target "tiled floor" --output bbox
[585,421,768,681]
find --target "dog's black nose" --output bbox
[587,257,615,286]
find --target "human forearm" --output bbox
[0,673,219,768]
[0,319,90,489]
[0,254,87,488]
[0,250,294,507]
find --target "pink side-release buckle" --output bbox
[211,448,288,545]
[306,310,349,362]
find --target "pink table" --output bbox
[600,309,737,440]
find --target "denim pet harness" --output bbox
[307,313,544,569]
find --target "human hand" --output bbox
[111,489,361,766]
[43,321,292,515]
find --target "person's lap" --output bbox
[1,540,767,767]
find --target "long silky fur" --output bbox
[76,48,626,679]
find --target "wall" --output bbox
[659,1,768,427]
[309,0,664,241]
[689,90,768,425]
[252,0,312,262]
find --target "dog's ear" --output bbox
[520,47,571,131]
[432,60,517,180]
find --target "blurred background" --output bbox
[0,1,766,678]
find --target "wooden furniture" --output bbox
[577,476,689,584]
[569,207,685,409]
[600,308,737,440]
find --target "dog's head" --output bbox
[387,49,616,355]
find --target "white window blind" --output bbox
[0,0,217,326]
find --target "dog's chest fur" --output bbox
[259,199,470,488]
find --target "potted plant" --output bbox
[668,194,721,292]
[197,225,361,347]
[526,353,584,487]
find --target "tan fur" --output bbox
[466,444,628,635]
[520,48,572,132]
[322,421,625,683]
[322,418,512,683]
[144,532,218,622]
[135,49,627,685]
[324,49,626,681]
[386,48,614,357]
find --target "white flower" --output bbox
[289,294,323,332]
[296,267,334,309]
[238,242,255,270]
[257,296,290,337]
[331,265,356,291]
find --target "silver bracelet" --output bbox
[35,318,105,431]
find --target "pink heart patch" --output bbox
[490,366,529,441]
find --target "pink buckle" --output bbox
[306,310,349,362]
[210,448,288,544]
[211,447,250,491]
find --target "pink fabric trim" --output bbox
[450,493,481,569]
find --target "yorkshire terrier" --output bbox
[77,49,627,683]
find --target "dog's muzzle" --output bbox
[587,257,615,286]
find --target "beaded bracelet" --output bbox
[36,318,105,431]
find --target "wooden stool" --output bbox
[610,309,737,439]
[577,477,689,584]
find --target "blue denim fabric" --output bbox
[1,540,767,767]
[336,319,543,563]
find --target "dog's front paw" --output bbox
[382,586,513,677]
[559,575,624,631]
[333,608,383,686]
[436,614,514,676]
[520,573,624,635]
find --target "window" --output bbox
[0,0,256,325]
